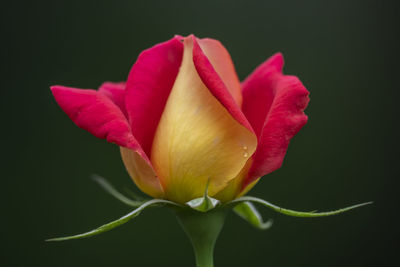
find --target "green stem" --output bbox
[175,208,227,267]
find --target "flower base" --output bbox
[175,208,228,267]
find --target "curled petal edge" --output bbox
[192,35,255,135]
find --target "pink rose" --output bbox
[51,34,309,204]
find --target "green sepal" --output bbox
[231,196,373,218]
[187,197,219,212]
[46,199,179,242]
[92,174,147,207]
[233,201,273,230]
[186,181,220,212]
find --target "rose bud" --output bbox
[51,34,309,204]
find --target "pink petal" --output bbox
[125,37,184,156]
[192,36,255,134]
[241,54,310,188]
[51,85,164,197]
[51,85,135,148]
[98,81,127,117]
[196,38,242,106]
[241,53,284,137]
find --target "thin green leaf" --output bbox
[231,196,373,218]
[46,199,178,241]
[186,180,220,212]
[92,174,146,207]
[234,202,273,230]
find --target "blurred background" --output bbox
[2,0,399,266]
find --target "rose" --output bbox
[51,34,309,204]
[49,35,368,263]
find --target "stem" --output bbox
[175,208,227,267]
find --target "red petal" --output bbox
[241,54,310,188]
[192,36,254,134]
[51,85,135,149]
[98,81,127,117]
[242,53,284,137]
[196,38,242,106]
[125,37,184,156]
[51,85,165,197]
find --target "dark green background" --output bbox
[2,0,399,266]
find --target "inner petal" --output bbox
[150,37,257,203]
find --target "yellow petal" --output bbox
[120,148,164,198]
[214,159,259,202]
[150,37,257,203]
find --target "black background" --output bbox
[2,0,399,266]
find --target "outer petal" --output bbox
[51,85,134,148]
[241,54,309,188]
[98,81,127,117]
[242,53,284,137]
[51,85,164,198]
[192,36,255,134]
[150,37,257,204]
[125,37,184,156]
[197,38,242,106]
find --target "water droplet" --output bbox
[243,152,249,158]
[243,146,248,150]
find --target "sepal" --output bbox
[92,174,147,207]
[186,181,220,212]
[231,196,372,218]
[46,198,180,241]
[233,201,273,230]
